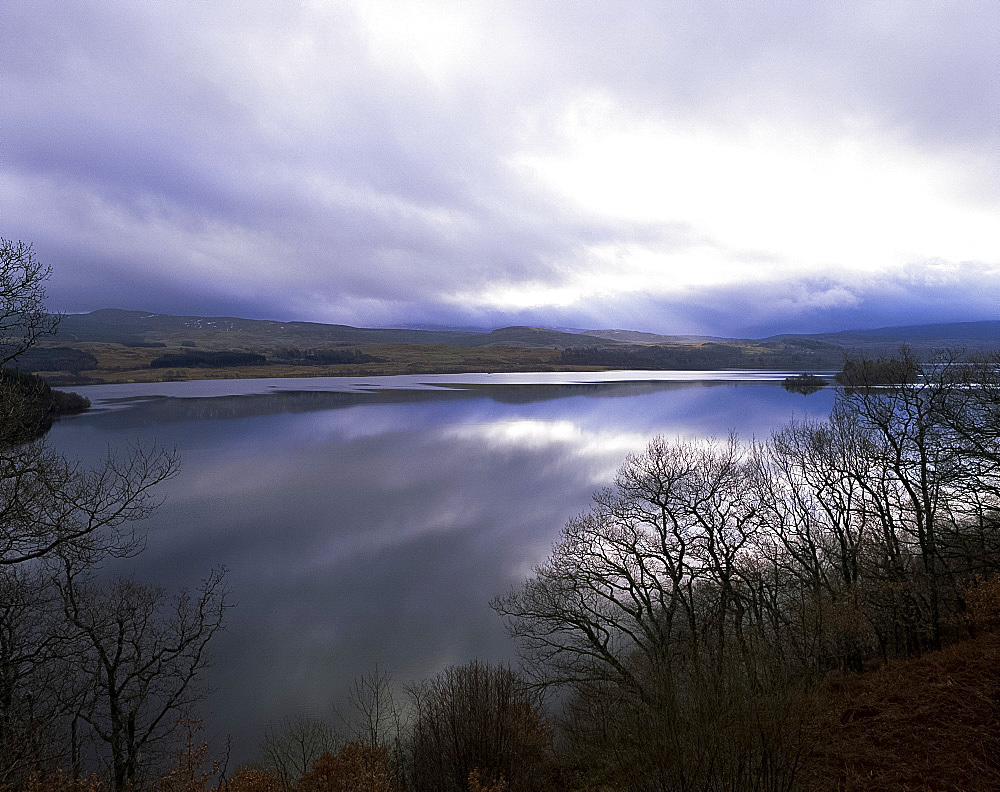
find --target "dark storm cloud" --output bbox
[2,1,997,334]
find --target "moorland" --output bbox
[15,308,1000,385]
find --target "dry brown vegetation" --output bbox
[37,337,846,386]
[805,630,1000,791]
[37,341,590,385]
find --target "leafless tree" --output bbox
[57,567,229,792]
[339,666,401,753]
[0,440,179,785]
[0,564,79,787]
[0,441,179,568]
[494,436,768,696]
[0,241,224,790]
[0,239,60,370]
[259,714,340,791]
[406,661,550,792]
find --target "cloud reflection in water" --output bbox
[46,378,835,761]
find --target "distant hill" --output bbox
[472,326,617,348]
[589,322,1000,351]
[56,311,999,352]
[54,309,480,347]
[583,329,734,344]
[767,321,1000,354]
[29,311,999,385]
[54,310,611,349]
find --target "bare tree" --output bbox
[761,414,885,670]
[1,441,179,568]
[259,715,340,791]
[0,239,60,370]
[494,350,1000,791]
[57,567,229,792]
[0,564,78,787]
[0,241,221,790]
[493,436,823,791]
[831,348,1000,650]
[407,661,550,792]
[338,666,401,753]
[335,665,411,789]
[494,436,767,694]
[0,440,178,785]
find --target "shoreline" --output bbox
[57,369,839,406]
[44,363,839,388]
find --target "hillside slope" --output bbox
[53,310,613,349]
[769,320,1000,354]
[20,311,1000,384]
[805,632,1000,791]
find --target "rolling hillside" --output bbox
[11,310,999,384]
[768,320,1000,354]
[53,310,610,349]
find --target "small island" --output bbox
[781,372,830,394]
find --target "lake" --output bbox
[46,371,836,763]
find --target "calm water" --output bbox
[46,371,835,762]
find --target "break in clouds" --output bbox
[3,0,998,336]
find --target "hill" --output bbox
[768,320,1000,355]
[583,329,734,344]
[471,326,615,348]
[53,310,608,349]
[16,311,1000,384]
[587,320,1000,355]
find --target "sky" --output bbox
[3,0,999,337]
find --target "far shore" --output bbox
[43,362,614,387]
[42,363,843,388]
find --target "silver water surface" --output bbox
[46,373,835,762]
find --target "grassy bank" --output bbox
[37,341,608,385]
[31,337,847,386]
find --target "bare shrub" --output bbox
[407,662,550,792]
[965,575,1000,632]
[296,742,397,792]
[258,715,339,791]
[223,767,283,792]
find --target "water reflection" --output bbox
[46,376,835,762]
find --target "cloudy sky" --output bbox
[4,1,998,336]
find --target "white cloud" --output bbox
[447,418,648,465]
[507,94,1000,306]
[3,0,997,334]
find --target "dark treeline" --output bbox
[3,348,99,374]
[833,355,919,386]
[148,347,383,370]
[0,368,90,446]
[149,350,267,369]
[269,346,383,366]
[780,372,829,394]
